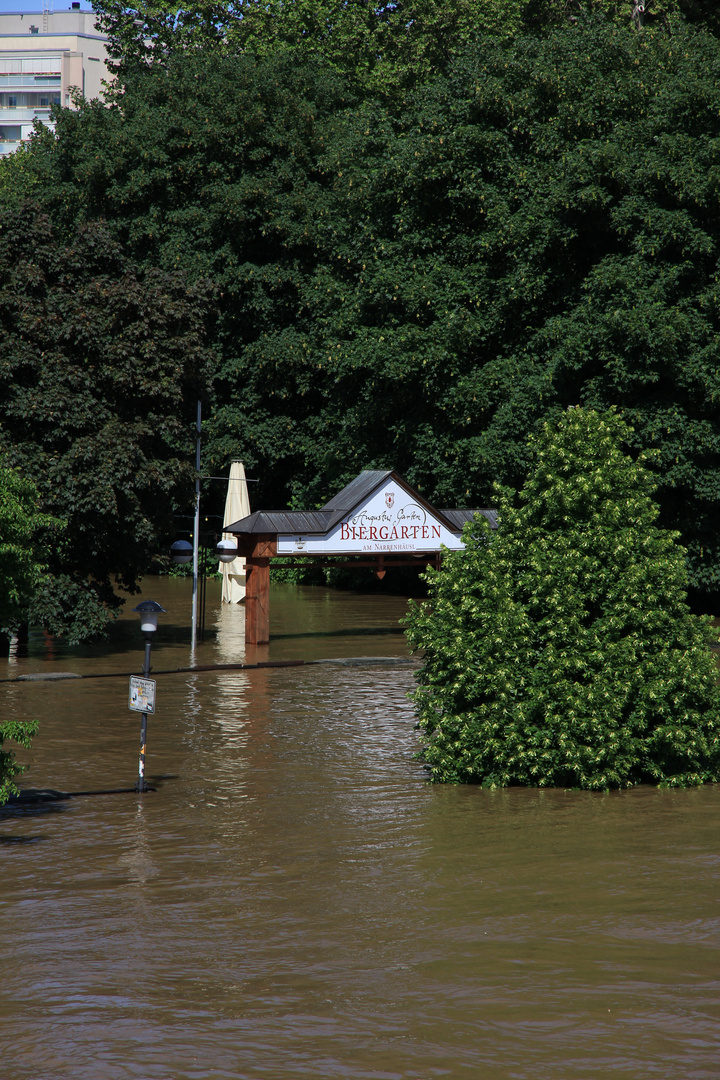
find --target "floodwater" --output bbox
[1,579,720,1080]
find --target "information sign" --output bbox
[129,676,156,714]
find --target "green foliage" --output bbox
[208,18,720,588]
[0,463,61,633]
[4,51,356,510]
[0,206,213,641]
[91,1,720,97]
[94,0,536,95]
[406,409,720,788]
[0,719,38,806]
[5,12,720,615]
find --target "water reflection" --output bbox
[118,802,158,887]
[214,593,247,665]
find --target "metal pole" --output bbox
[191,401,201,654]
[136,637,152,793]
[200,543,207,643]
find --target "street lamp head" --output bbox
[170,539,193,564]
[132,600,167,636]
[216,538,239,563]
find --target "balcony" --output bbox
[0,106,53,123]
[0,75,61,88]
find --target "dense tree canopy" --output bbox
[1,53,357,509]
[94,0,542,93]
[405,410,720,787]
[217,21,720,593]
[93,0,720,91]
[3,7,720,634]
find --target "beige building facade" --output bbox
[0,6,111,155]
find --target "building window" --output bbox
[0,126,22,142]
[8,96,17,108]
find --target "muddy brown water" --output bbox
[1,579,719,1079]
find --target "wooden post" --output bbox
[244,535,276,645]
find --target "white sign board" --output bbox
[129,676,156,714]
[277,478,465,556]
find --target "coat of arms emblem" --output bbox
[385,492,394,509]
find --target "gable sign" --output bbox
[276,478,464,555]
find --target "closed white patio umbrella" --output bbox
[219,461,250,603]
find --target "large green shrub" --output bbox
[406,409,720,788]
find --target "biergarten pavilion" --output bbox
[225,469,496,645]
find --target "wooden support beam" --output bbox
[245,559,270,645]
[244,535,276,646]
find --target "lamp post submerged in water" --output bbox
[132,600,166,793]
[171,536,238,644]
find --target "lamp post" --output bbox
[132,600,166,793]
[171,535,238,644]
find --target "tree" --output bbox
[91,1,720,96]
[93,0,537,95]
[406,409,720,788]
[5,16,720,597]
[243,15,720,592]
[0,462,61,636]
[0,51,358,513]
[0,206,213,641]
[208,16,720,597]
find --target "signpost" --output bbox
[130,600,165,794]
[129,676,156,714]
[129,676,156,793]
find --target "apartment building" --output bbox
[0,5,110,155]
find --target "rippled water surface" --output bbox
[2,580,719,1079]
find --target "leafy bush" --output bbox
[405,408,720,788]
[0,720,38,806]
[0,461,61,635]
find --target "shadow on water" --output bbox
[270,625,405,640]
[7,578,415,672]
[42,621,193,661]
[0,782,180,817]
[0,834,46,845]
[7,622,193,665]
[143,774,179,789]
[0,799,70,822]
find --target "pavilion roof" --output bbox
[225,469,495,537]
